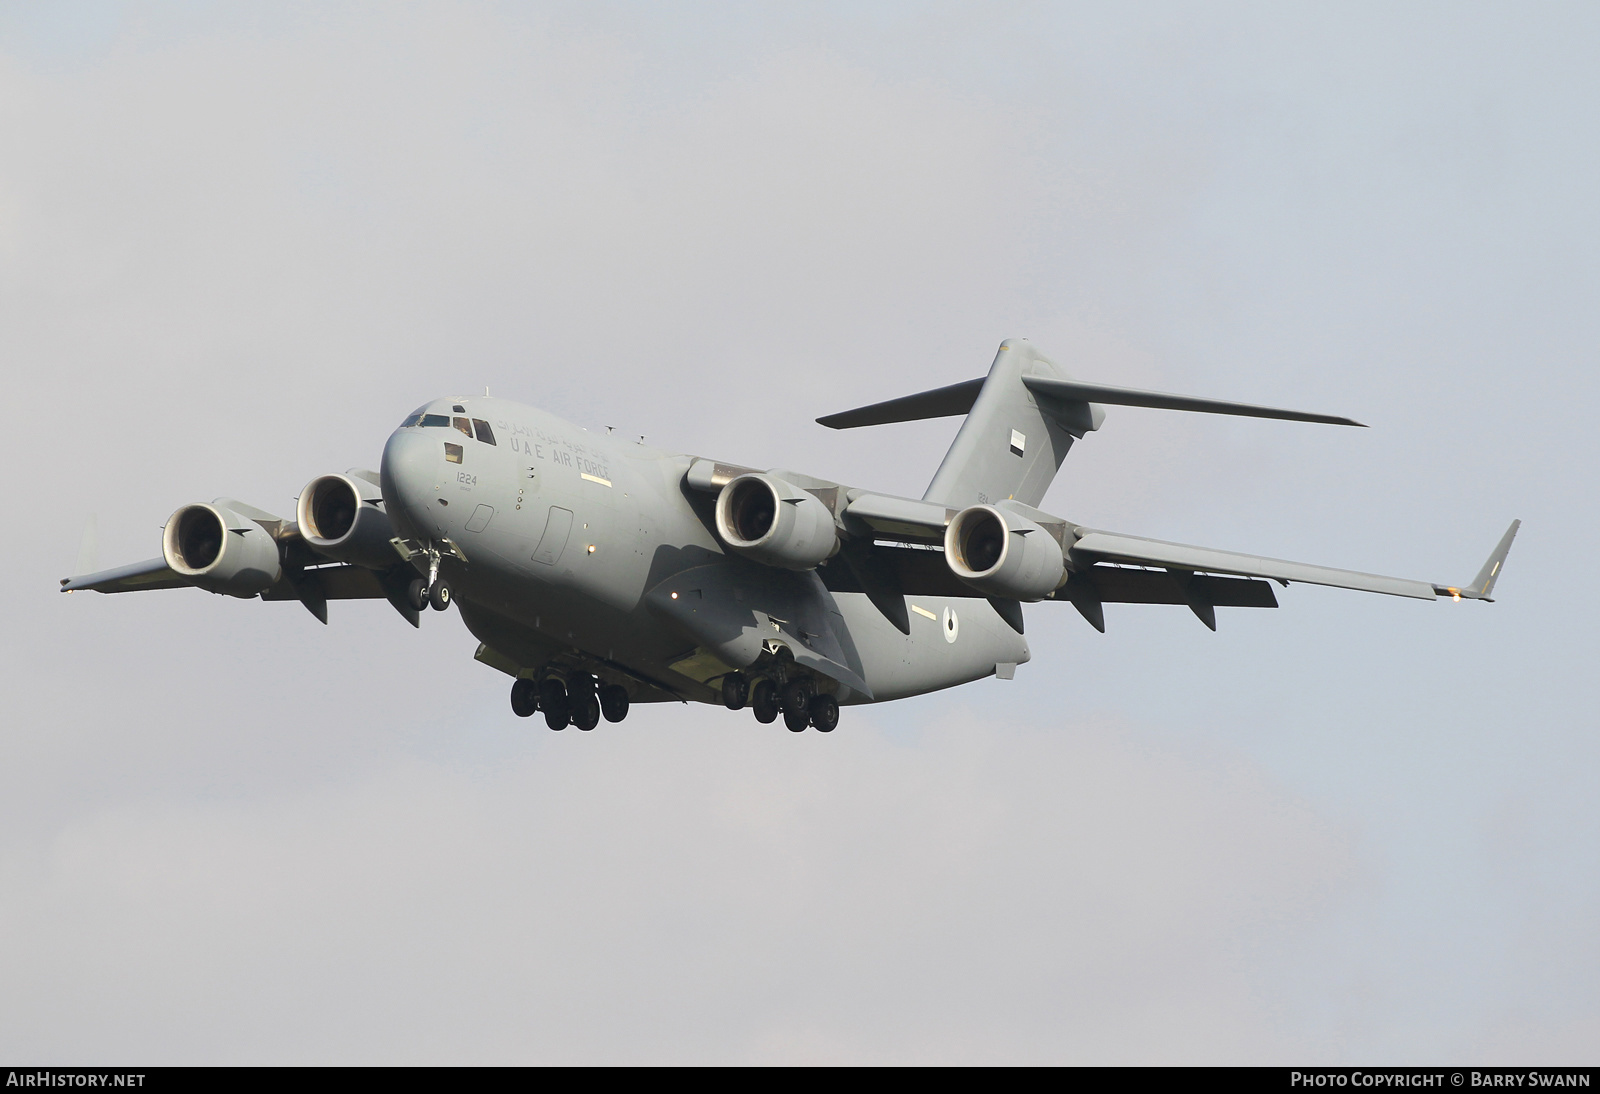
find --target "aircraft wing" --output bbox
[1069,520,1520,602]
[822,493,1519,632]
[61,557,190,594]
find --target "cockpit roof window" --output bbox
[473,419,496,445]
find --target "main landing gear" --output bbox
[722,672,840,733]
[509,673,630,732]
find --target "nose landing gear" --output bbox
[405,546,453,612]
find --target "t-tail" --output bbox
[817,337,1366,509]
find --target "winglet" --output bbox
[1435,520,1520,602]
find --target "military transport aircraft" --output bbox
[61,339,1519,733]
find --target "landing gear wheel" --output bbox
[600,684,629,723]
[808,694,839,733]
[510,678,538,718]
[722,673,748,711]
[572,691,601,731]
[750,678,779,724]
[539,678,569,731]
[428,581,452,611]
[407,578,428,613]
[781,680,811,732]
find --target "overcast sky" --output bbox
[2,1,1596,1064]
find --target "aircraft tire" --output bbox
[750,678,779,724]
[406,578,428,613]
[809,694,839,733]
[781,680,811,732]
[600,684,629,723]
[572,692,601,731]
[722,673,748,711]
[539,678,569,730]
[510,678,538,718]
[429,581,452,611]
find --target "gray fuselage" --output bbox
[380,396,1029,706]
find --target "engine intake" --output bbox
[714,473,838,570]
[297,471,396,569]
[944,504,1065,602]
[162,503,283,597]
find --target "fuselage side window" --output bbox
[452,417,473,437]
[473,419,496,445]
[421,414,450,427]
[445,442,464,464]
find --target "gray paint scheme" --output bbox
[59,338,1517,726]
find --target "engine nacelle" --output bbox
[714,473,839,570]
[296,471,396,569]
[944,505,1066,602]
[162,503,283,597]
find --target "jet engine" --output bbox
[296,471,397,569]
[714,473,838,570]
[944,504,1066,602]
[162,503,283,597]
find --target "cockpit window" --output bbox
[472,419,496,445]
[420,414,450,427]
[401,412,424,428]
[444,442,463,464]
[452,416,473,437]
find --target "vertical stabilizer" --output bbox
[921,340,1101,509]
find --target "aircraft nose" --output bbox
[380,428,443,537]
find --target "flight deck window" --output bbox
[473,419,496,445]
[420,414,450,427]
[452,416,473,437]
[401,412,424,428]
[445,443,463,464]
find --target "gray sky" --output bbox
[2,1,1596,1064]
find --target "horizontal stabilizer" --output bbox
[1021,376,1365,427]
[817,378,984,429]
